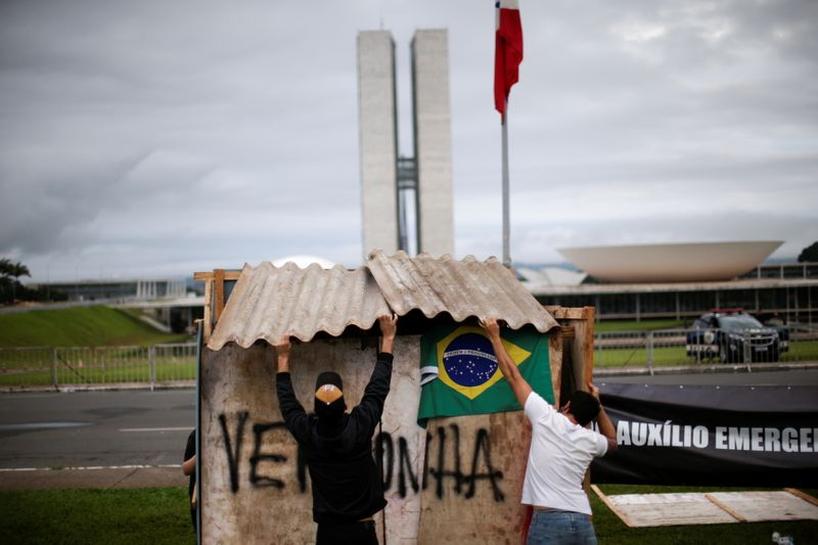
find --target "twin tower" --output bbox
[357,29,454,257]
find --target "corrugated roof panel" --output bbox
[207,262,390,350]
[366,250,558,333]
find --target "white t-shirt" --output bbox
[521,392,609,515]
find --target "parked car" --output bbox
[686,309,789,363]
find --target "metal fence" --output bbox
[0,342,197,389]
[2,327,816,388]
[595,326,818,373]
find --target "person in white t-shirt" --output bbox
[479,318,617,545]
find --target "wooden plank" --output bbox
[213,269,225,323]
[786,488,818,507]
[193,270,241,281]
[548,328,563,408]
[591,485,636,528]
[202,281,212,341]
[704,493,746,522]
[544,306,591,320]
[582,306,596,386]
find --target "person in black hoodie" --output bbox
[274,314,397,545]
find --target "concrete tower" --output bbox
[412,29,454,256]
[357,28,454,258]
[357,31,399,255]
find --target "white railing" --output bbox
[0,342,197,389]
[594,326,816,373]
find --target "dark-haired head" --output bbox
[566,390,600,427]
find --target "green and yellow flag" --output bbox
[417,323,553,426]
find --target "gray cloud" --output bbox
[1,0,816,281]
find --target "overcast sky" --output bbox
[2,0,817,282]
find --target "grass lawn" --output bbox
[594,340,818,368]
[2,486,816,544]
[0,360,196,387]
[595,319,687,333]
[0,306,190,348]
[0,487,194,545]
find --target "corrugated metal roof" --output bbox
[207,262,390,350]
[367,250,558,333]
[207,252,558,351]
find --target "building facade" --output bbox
[526,263,818,324]
[357,29,454,258]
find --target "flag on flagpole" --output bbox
[417,324,553,426]
[494,0,523,116]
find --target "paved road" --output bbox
[0,389,195,469]
[600,368,818,386]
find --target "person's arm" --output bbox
[182,431,196,476]
[479,318,532,408]
[182,454,196,476]
[353,314,397,433]
[588,382,617,453]
[273,337,309,443]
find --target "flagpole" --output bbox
[502,99,511,268]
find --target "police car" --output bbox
[685,309,789,363]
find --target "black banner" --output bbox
[591,383,818,487]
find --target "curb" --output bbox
[594,361,818,377]
[0,381,195,394]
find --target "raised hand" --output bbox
[479,317,501,339]
[378,314,398,340]
[274,336,291,373]
[273,336,291,356]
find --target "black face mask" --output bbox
[315,396,346,425]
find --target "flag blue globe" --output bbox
[442,333,498,387]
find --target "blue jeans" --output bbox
[527,510,598,545]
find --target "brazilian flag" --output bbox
[417,323,554,426]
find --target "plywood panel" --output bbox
[418,411,532,545]
[593,489,818,528]
[708,491,818,522]
[597,491,737,527]
[201,336,424,545]
[201,331,561,545]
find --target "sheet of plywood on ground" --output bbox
[592,490,738,527]
[707,491,818,522]
[418,411,533,545]
[200,336,424,545]
[590,485,636,527]
[786,488,818,507]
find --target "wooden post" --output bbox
[214,269,225,323]
[203,281,213,342]
[548,327,563,408]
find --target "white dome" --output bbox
[271,255,336,269]
[558,241,782,283]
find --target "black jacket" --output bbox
[276,352,393,525]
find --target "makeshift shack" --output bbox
[194,251,596,545]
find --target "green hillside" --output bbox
[0,306,189,347]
